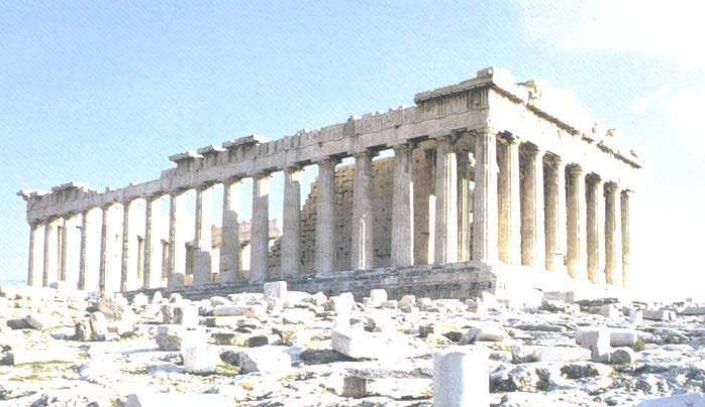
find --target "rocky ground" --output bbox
[1,283,705,406]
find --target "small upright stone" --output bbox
[263,281,287,300]
[369,289,388,307]
[151,291,163,304]
[433,348,489,407]
[578,327,611,363]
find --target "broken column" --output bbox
[433,348,489,407]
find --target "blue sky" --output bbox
[1,1,703,297]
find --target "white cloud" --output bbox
[512,0,705,70]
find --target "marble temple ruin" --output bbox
[17,67,642,299]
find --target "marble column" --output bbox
[566,165,586,279]
[457,150,472,262]
[520,144,545,268]
[586,175,605,283]
[251,172,271,281]
[120,200,134,292]
[27,222,44,287]
[98,205,110,292]
[143,195,163,289]
[43,218,59,287]
[220,178,242,282]
[621,190,631,288]
[604,182,622,285]
[391,143,415,267]
[352,151,375,270]
[316,158,338,274]
[434,136,459,264]
[78,210,90,290]
[193,184,215,286]
[544,156,567,272]
[281,167,302,276]
[472,129,499,263]
[168,191,188,281]
[58,218,68,282]
[498,135,521,265]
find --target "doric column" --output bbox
[544,156,567,272]
[586,175,605,283]
[498,134,521,265]
[220,178,242,282]
[566,165,586,279]
[316,158,338,274]
[604,182,622,285]
[27,222,44,287]
[281,167,302,276]
[98,205,110,292]
[120,200,134,292]
[520,144,546,268]
[143,195,163,289]
[58,217,68,282]
[78,210,90,290]
[193,184,215,286]
[351,151,375,270]
[43,218,59,287]
[168,190,188,280]
[472,128,499,263]
[457,150,472,262]
[434,136,459,264]
[391,143,415,267]
[621,190,631,288]
[250,172,271,281]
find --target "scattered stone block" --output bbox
[597,304,620,318]
[610,328,638,347]
[460,324,506,344]
[643,309,676,321]
[331,328,379,359]
[433,348,489,407]
[369,289,388,306]
[89,312,109,341]
[328,293,355,313]
[637,393,705,407]
[151,291,163,304]
[239,347,292,374]
[399,295,416,308]
[182,343,220,374]
[24,313,52,331]
[577,327,611,363]
[611,347,636,364]
[339,376,367,398]
[173,305,199,328]
[629,309,644,324]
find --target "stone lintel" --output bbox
[168,150,202,163]
[196,144,226,155]
[223,134,270,149]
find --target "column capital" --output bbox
[392,142,417,153]
[196,181,217,191]
[567,164,583,176]
[497,131,519,145]
[315,156,341,168]
[520,142,544,156]
[472,126,498,136]
[353,149,377,160]
[605,181,621,192]
[252,170,273,180]
[544,153,564,167]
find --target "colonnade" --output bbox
[24,128,632,293]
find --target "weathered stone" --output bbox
[239,347,292,374]
[611,347,636,364]
[368,289,388,306]
[610,328,638,347]
[577,327,611,363]
[637,393,705,407]
[182,343,220,374]
[331,329,379,359]
[263,281,287,300]
[125,393,229,406]
[89,312,109,341]
[173,304,199,328]
[460,324,506,343]
[643,309,676,321]
[24,313,52,331]
[434,348,489,407]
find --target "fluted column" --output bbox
[544,156,567,272]
[43,218,59,287]
[351,151,375,270]
[250,172,271,281]
[193,184,215,286]
[58,218,68,282]
[120,200,134,292]
[220,178,242,282]
[472,129,499,262]
[78,210,90,290]
[316,158,338,274]
[457,150,472,262]
[604,182,622,285]
[27,222,44,287]
[566,165,586,279]
[168,190,188,281]
[143,195,163,289]
[391,143,415,267]
[98,205,110,292]
[281,167,302,276]
[586,175,605,283]
[498,135,521,265]
[434,136,459,264]
[520,144,546,268]
[621,190,631,288]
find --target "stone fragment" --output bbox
[338,377,367,398]
[680,306,705,316]
[328,293,355,313]
[460,324,506,344]
[151,291,163,304]
[239,347,292,374]
[24,313,52,331]
[89,312,109,341]
[155,326,186,351]
[182,343,220,374]
[211,332,238,345]
[399,295,416,308]
[629,309,644,324]
[434,348,489,407]
[331,329,379,359]
[173,305,199,328]
[125,393,229,406]
[263,281,287,300]
[368,289,388,306]
[643,309,676,321]
[611,347,636,364]
[610,328,638,347]
[577,327,611,363]
[637,393,705,407]
[560,362,611,379]
[597,304,620,318]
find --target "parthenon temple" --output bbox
[18,67,641,299]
